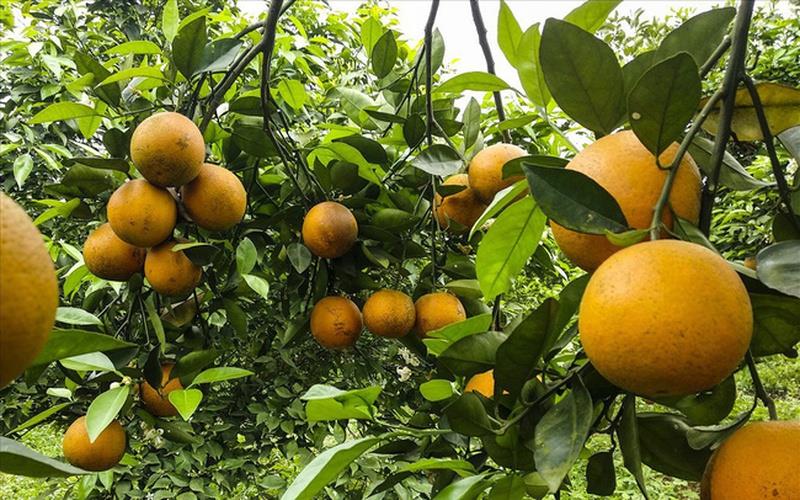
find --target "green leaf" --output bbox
[371,30,397,78]
[168,388,203,421]
[534,378,593,492]
[622,50,657,95]
[488,474,525,500]
[172,350,219,379]
[190,367,253,386]
[281,438,382,500]
[687,136,771,190]
[617,395,649,499]
[523,163,627,234]
[56,307,102,326]
[476,197,546,300]
[628,52,701,157]
[437,72,511,94]
[401,458,475,476]
[32,329,135,366]
[749,293,800,357]
[0,437,88,477]
[463,97,481,148]
[9,402,72,434]
[419,379,454,402]
[144,295,166,354]
[494,298,558,400]
[236,237,257,275]
[30,102,98,124]
[412,144,462,176]
[13,154,34,188]
[445,279,483,300]
[372,208,418,231]
[86,386,129,443]
[60,352,116,373]
[424,314,494,356]
[172,16,207,79]
[497,0,523,67]
[702,82,800,141]
[105,40,161,55]
[433,473,489,499]
[757,241,800,298]
[232,125,278,158]
[517,24,551,107]
[656,375,736,426]
[243,274,270,300]
[564,0,621,33]
[445,393,493,436]
[654,7,736,67]
[469,180,529,239]
[540,19,625,136]
[64,157,130,172]
[586,452,616,496]
[96,66,165,86]
[287,243,312,273]
[277,79,308,110]
[403,113,426,147]
[360,18,383,56]
[301,384,382,422]
[73,51,121,106]
[196,38,242,74]
[637,413,712,481]
[439,331,507,376]
[162,0,179,42]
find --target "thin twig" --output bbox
[424,0,441,286]
[700,36,732,78]
[746,351,778,420]
[469,0,511,143]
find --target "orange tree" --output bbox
[0,0,799,498]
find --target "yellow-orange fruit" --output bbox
[465,370,495,398]
[139,362,183,417]
[414,292,466,338]
[468,143,526,203]
[0,193,58,388]
[144,241,202,297]
[434,174,488,233]
[579,240,752,398]
[107,179,177,248]
[310,296,362,349]
[181,163,246,231]
[83,223,145,281]
[701,420,800,499]
[363,289,416,338]
[301,201,358,259]
[62,416,126,471]
[551,130,701,271]
[130,111,205,187]
[743,256,757,271]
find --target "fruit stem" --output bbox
[698,0,756,234]
[741,75,800,233]
[469,0,512,143]
[745,351,778,420]
[649,88,725,240]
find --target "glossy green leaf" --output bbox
[424,314,494,356]
[622,50,657,95]
[287,243,312,273]
[30,102,98,124]
[654,7,736,67]
[172,350,219,380]
[439,331,507,376]
[236,237,257,275]
[60,352,116,373]
[162,0,179,42]
[420,379,454,402]
[172,16,207,79]
[476,197,546,300]
[360,18,383,56]
[278,79,308,110]
[617,395,649,499]
[56,307,102,326]
[86,385,129,442]
[523,163,627,233]
[586,451,616,496]
[243,274,270,300]
[9,402,73,434]
[190,367,253,386]
[64,157,129,172]
[196,38,242,74]
[688,136,771,190]
[232,125,278,157]
[432,473,489,499]
[488,474,525,500]
[756,240,800,298]
[13,154,33,188]
[468,181,528,239]
[437,72,511,94]
[168,388,203,421]
[628,52,701,157]
[445,393,493,436]
[0,437,87,477]
[517,24,550,107]
[371,30,397,78]
[497,0,523,67]
[412,144,462,176]
[105,40,161,55]
[302,384,381,422]
[96,66,164,86]
[702,82,800,141]
[656,375,736,426]
[144,295,166,353]
[637,413,712,481]
[749,293,800,356]
[540,18,625,136]
[401,458,475,476]
[564,0,621,33]
[32,329,135,366]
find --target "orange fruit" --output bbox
[139,362,183,417]
[465,370,495,398]
[130,111,205,187]
[301,201,358,259]
[579,240,752,398]
[63,416,126,471]
[743,256,757,271]
[467,143,526,203]
[144,241,202,297]
[83,223,146,281]
[414,292,466,337]
[310,296,362,349]
[363,289,416,338]
[0,193,58,388]
[181,163,246,231]
[701,420,800,499]
[107,179,177,248]
[551,130,701,271]
[434,174,488,233]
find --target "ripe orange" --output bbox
[414,292,466,338]
[701,420,800,499]
[107,179,177,248]
[62,416,126,471]
[551,130,702,271]
[310,296,362,349]
[465,370,495,398]
[579,240,752,398]
[83,223,146,281]
[434,174,488,233]
[181,163,247,231]
[301,201,358,259]
[139,362,183,417]
[0,193,58,388]
[144,241,202,297]
[467,143,526,203]
[363,289,416,338]
[130,111,205,187]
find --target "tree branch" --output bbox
[469,0,511,143]
[746,351,778,420]
[424,0,441,286]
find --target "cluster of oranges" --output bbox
[82,111,246,297]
